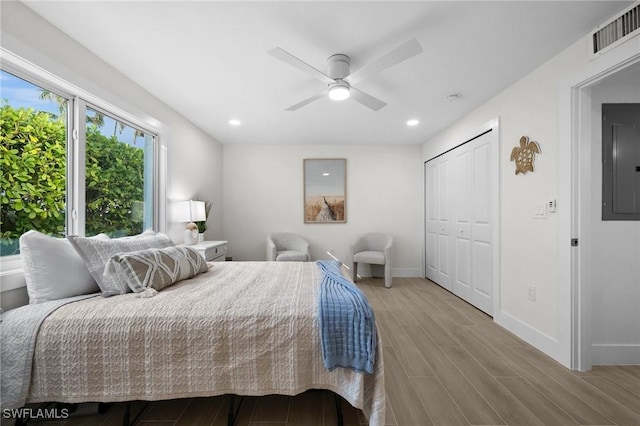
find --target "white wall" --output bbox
[222,144,422,276]
[423,35,597,361]
[588,64,640,364]
[0,2,223,309]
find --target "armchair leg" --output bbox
[384,264,392,288]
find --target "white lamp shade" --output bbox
[175,200,207,222]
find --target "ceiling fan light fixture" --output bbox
[269,38,422,111]
[328,81,350,101]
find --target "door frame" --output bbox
[558,38,640,370]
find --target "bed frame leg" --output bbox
[123,401,131,426]
[334,393,344,426]
[227,394,243,426]
[122,401,149,426]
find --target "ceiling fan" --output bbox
[267,38,423,112]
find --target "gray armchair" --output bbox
[350,233,393,288]
[267,233,310,261]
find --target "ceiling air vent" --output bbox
[590,2,640,59]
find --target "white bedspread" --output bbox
[26,261,385,425]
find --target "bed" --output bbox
[1,259,385,425]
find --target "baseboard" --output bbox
[591,344,640,365]
[355,266,422,278]
[494,309,566,367]
[392,267,422,277]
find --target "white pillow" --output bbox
[68,231,174,297]
[19,230,109,304]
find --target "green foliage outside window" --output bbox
[85,125,144,238]
[0,103,144,256]
[0,104,66,255]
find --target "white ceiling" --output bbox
[23,1,631,145]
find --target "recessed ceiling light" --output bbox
[229,119,241,126]
[445,93,460,102]
[406,119,419,126]
[322,172,330,176]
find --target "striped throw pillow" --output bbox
[107,246,209,293]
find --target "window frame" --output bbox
[76,99,159,237]
[0,49,166,290]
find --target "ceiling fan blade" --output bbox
[347,38,423,85]
[285,91,326,111]
[268,47,335,85]
[350,87,387,111]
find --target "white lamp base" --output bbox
[184,227,199,245]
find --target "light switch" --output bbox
[533,203,547,218]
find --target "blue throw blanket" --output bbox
[317,260,377,374]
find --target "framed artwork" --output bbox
[304,158,346,223]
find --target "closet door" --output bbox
[436,155,452,289]
[425,160,439,283]
[425,130,495,316]
[425,154,452,290]
[470,133,494,315]
[451,143,472,302]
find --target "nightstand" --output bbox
[190,241,228,262]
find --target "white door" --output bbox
[425,154,453,290]
[452,144,472,302]
[425,160,440,283]
[424,130,496,316]
[470,133,494,315]
[436,155,452,289]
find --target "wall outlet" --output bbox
[528,285,536,301]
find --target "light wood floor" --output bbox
[17,277,640,426]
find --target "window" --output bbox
[1,66,158,258]
[1,70,69,256]
[84,106,155,238]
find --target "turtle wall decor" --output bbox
[510,136,541,175]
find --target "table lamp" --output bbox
[175,200,206,245]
